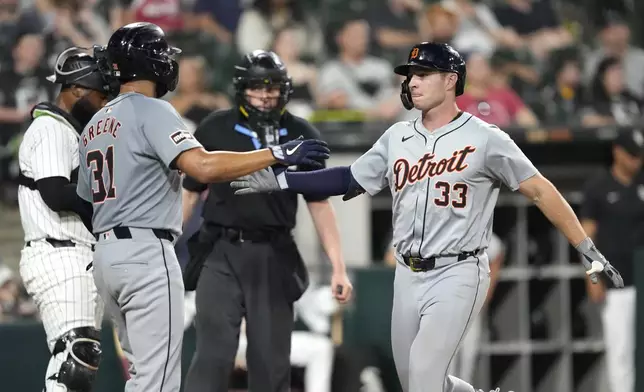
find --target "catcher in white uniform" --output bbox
[17,47,115,392]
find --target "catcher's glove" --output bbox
[576,237,624,288]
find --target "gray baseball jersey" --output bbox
[77,92,202,236]
[351,112,538,258]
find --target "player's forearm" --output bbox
[191,149,277,183]
[307,200,346,273]
[521,175,587,246]
[282,166,352,196]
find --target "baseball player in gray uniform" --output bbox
[230,42,625,392]
[75,23,329,392]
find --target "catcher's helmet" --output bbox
[96,22,181,98]
[47,47,111,94]
[233,50,293,123]
[394,42,466,109]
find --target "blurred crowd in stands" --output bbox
[0,0,642,322]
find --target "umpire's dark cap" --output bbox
[615,129,644,157]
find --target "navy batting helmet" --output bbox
[394,42,466,109]
[96,22,181,98]
[233,50,293,123]
[47,47,111,94]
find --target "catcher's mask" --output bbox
[47,47,111,94]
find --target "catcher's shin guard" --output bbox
[49,327,102,392]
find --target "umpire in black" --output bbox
[181,50,353,392]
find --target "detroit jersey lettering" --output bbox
[350,112,538,258]
[76,92,202,236]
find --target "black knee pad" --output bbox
[50,327,102,392]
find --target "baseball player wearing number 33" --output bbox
[231,42,625,392]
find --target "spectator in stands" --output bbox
[455,52,538,128]
[584,12,644,100]
[168,55,231,132]
[109,0,184,35]
[490,48,541,105]
[581,56,643,127]
[0,33,51,189]
[0,0,20,71]
[19,0,110,68]
[424,4,458,45]
[0,264,38,322]
[316,18,401,121]
[369,0,424,63]
[187,0,242,44]
[236,0,325,61]
[493,0,573,60]
[538,47,585,125]
[0,33,51,138]
[15,0,59,34]
[442,0,523,56]
[272,27,318,119]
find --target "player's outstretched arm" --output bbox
[230,166,366,200]
[517,173,624,288]
[231,126,392,198]
[175,138,330,184]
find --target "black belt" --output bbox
[27,238,76,248]
[206,224,290,243]
[403,249,481,272]
[95,226,174,242]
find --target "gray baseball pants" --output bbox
[391,252,490,392]
[92,227,185,392]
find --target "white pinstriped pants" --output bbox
[20,241,104,392]
[602,287,635,392]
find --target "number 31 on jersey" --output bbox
[87,145,116,203]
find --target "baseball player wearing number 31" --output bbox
[231,42,625,392]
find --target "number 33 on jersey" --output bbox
[350,113,538,257]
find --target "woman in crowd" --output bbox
[581,56,643,127]
[236,0,325,61]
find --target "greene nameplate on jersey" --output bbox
[76,93,201,235]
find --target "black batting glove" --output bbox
[270,136,330,168]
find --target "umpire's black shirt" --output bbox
[182,108,327,230]
[580,170,644,287]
